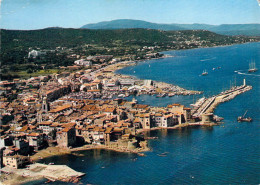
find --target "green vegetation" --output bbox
[1,28,259,80]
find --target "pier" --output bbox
[192,79,252,119]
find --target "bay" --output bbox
[26,42,260,185]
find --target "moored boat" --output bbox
[237,110,253,122]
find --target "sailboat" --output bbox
[237,110,252,122]
[248,61,258,73]
[202,70,208,76]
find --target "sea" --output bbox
[26,42,260,185]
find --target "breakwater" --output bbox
[192,80,252,118]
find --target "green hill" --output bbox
[1,28,258,67]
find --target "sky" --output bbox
[0,0,260,30]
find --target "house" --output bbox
[26,133,44,150]
[13,138,30,155]
[92,127,105,144]
[28,50,46,58]
[168,104,191,124]
[3,155,29,169]
[38,121,53,134]
[103,107,116,116]
[154,113,163,127]
[104,127,113,145]
[160,114,178,128]
[56,127,76,148]
[133,117,142,129]
[136,113,151,129]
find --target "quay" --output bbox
[192,79,252,119]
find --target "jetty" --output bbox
[192,79,252,119]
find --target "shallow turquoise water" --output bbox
[26,42,260,185]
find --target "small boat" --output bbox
[157,154,167,157]
[237,110,252,122]
[202,70,208,76]
[248,61,258,73]
[118,94,126,98]
[157,152,169,157]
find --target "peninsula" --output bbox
[0,28,256,185]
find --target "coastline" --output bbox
[1,43,256,185]
[29,43,240,162]
[100,56,202,97]
[30,144,150,162]
[29,122,218,162]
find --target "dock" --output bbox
[192,79,252,119]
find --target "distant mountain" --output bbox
[81,19,260,36]
[82,19,183,30]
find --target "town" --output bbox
[0,28,256,184]
[0,46,253,184]
[0,52,201,170]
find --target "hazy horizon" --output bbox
[1,19,260,31]
[1,0,260,30]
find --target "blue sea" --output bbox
[26,42,260,185]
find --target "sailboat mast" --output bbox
[242,110,248,118]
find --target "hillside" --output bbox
[1,28,254,52]
[1,28,259,80]
[81,19,260,36]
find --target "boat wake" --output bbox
[234,70,260,77]
[200,57,216,62]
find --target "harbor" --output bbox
[1,42,258,185]
[191,79,252,119]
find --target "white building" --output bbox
[74,59,92,67]
[28,50,46,58]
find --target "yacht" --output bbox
[248,61,258,73]
[202,70,208,76]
